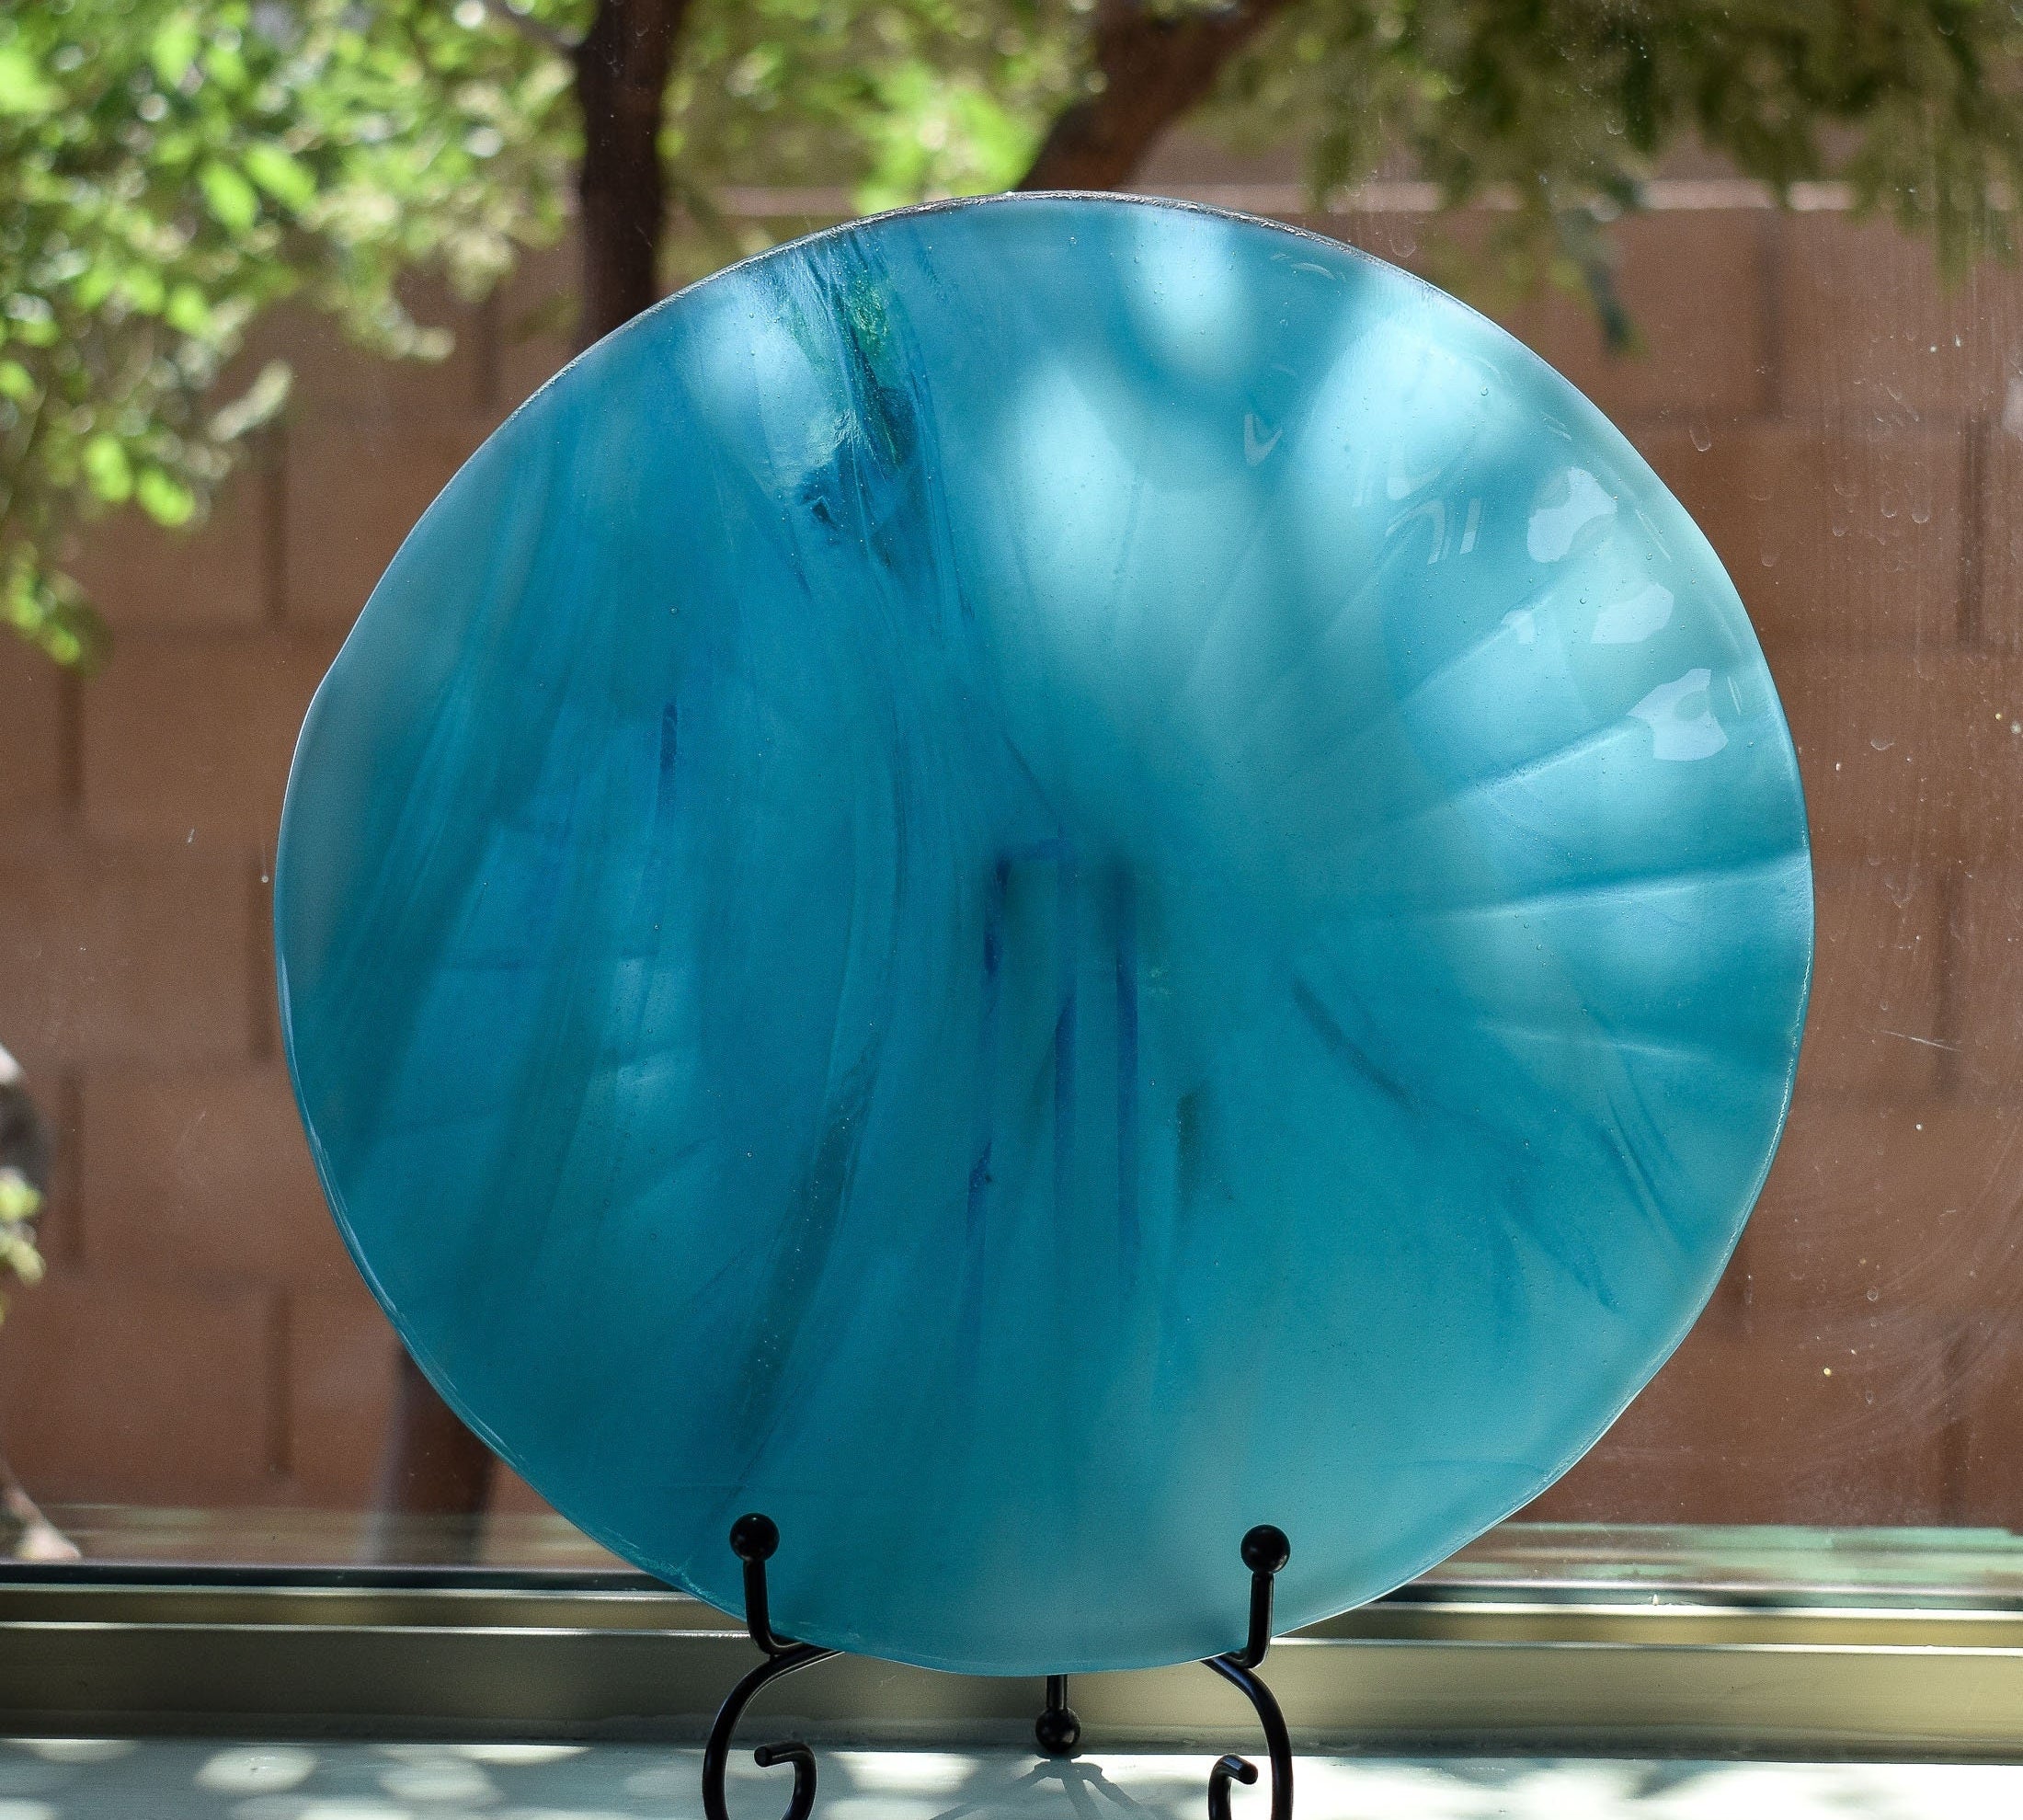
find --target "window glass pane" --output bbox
[1,141,2013,1589]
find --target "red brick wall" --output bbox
[2,200,2018,1529]
[0,269,573,1513]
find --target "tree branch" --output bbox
[477,0,575,60]
[1016,0,1295,192]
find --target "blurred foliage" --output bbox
[0,0,1080,665]
[6,0,2023,665]
[0,1170,41,1327]
[1215,0,2023,346]
[0,0,574,667]
[660,2,1080,247]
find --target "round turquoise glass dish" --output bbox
[276,194,1812,1676]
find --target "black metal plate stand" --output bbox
[700,1517,1294,1820]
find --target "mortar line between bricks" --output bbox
[1757,211,1785,421]
[474,290,503,418]
[267,1289,293,1481]
[54,669,83,812]
[1938,1323,1973,1524]
[55,1068,84,1272]
[1934,864,1966,1099]
[249,855,277,1064]
[1959,412,1990,648]
[266,423,289,624]
[1711,1221,1754,1329]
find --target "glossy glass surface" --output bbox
[275,195,1812,1674]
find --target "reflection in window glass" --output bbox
[0,151,2017,1580]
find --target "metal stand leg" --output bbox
[1199,1525,1294,1820]
[700,1515,837,1820]
[700,1517,1293,1820]
[1034,1672,1081,1756]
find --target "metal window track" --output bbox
[4,1572,2023,1759]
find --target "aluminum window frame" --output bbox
[5,1566,2021,1760]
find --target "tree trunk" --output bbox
[368,0,1264,1563]
[574,0,694,347]
[1016,0,1292,192]
[363,1350,498,1565]
[368,0,695,1563]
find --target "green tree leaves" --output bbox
[6,0,2022,668]
[0,1165,45,1327]
[1213,0,2023,333]
[0,0,576,667]
[0,47,61,118]
[199,160,262,232]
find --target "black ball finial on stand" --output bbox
[1034,1674,1081,1756]
[730,1512,781,1561]
[1241,1523,1291,1575]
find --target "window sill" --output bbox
[6,1532,2023,1760]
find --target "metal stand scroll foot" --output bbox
[1202,1524,1294,1820]
[699,1516,1294,1820]
[700,1514,836,1820]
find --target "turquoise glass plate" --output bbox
[276,195,1812,1675]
